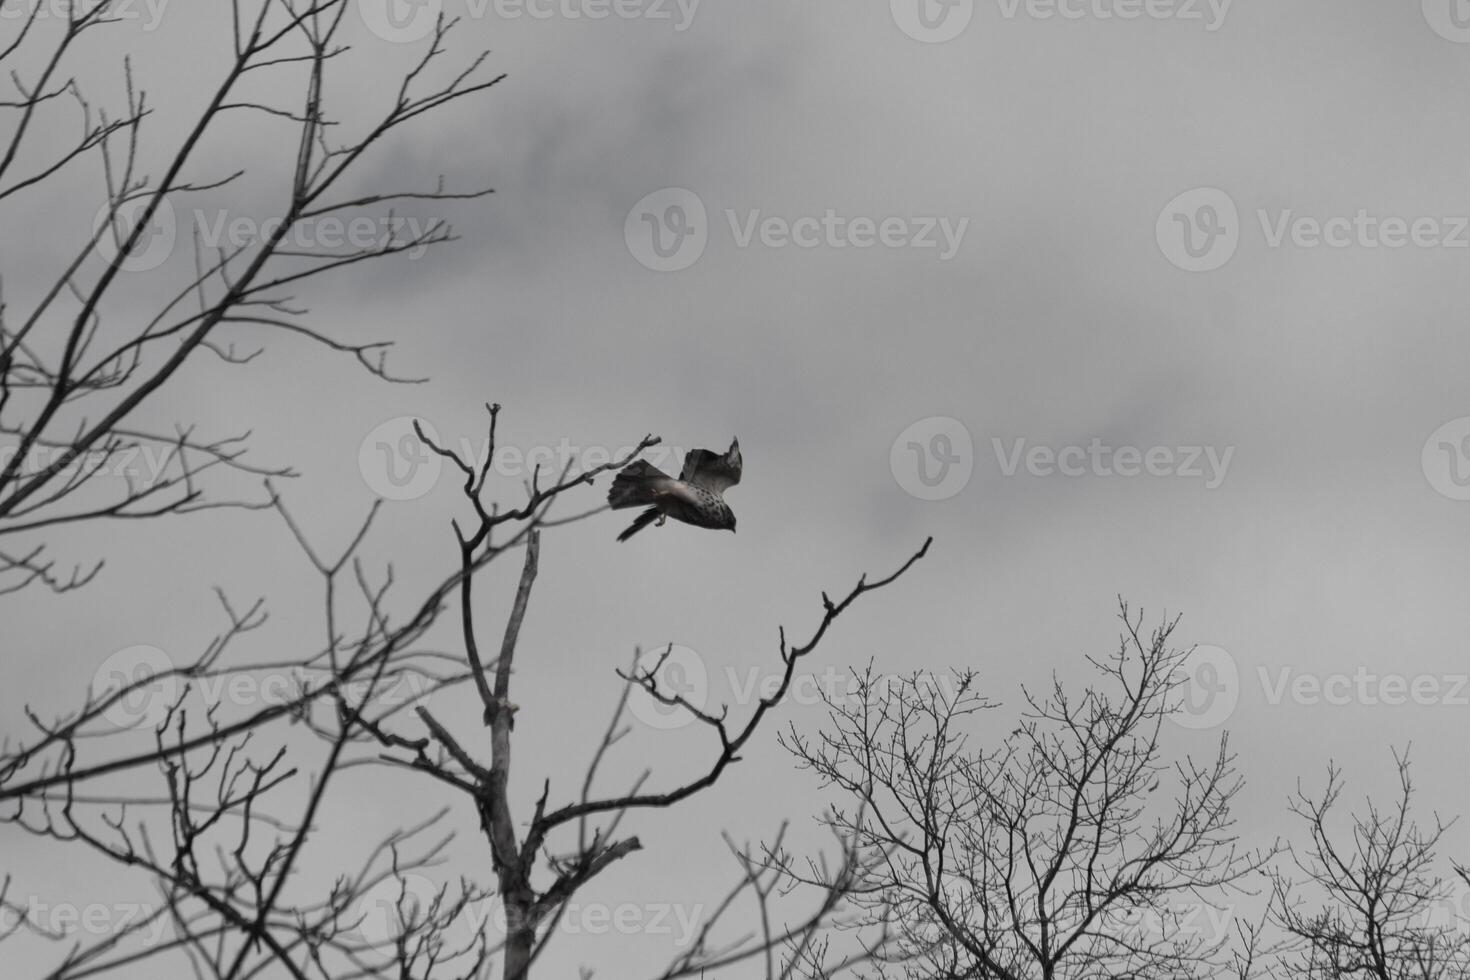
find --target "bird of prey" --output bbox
[608,438,741,542]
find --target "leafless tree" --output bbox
[362,406,923,979]
[1,405,926,980]
[780,601,1273,980]
[1270,750,1470,979]
[0,5,928,978]
[0,0,503,592]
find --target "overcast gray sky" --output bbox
[6,0,1470,975]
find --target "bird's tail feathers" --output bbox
[616,507,661,542]
[608,459,670,510]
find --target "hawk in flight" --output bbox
[609,438,741,542]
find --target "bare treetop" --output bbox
[781,602,1275,980]
[0,0,501,594]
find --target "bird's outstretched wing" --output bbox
[680,438,741,492]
